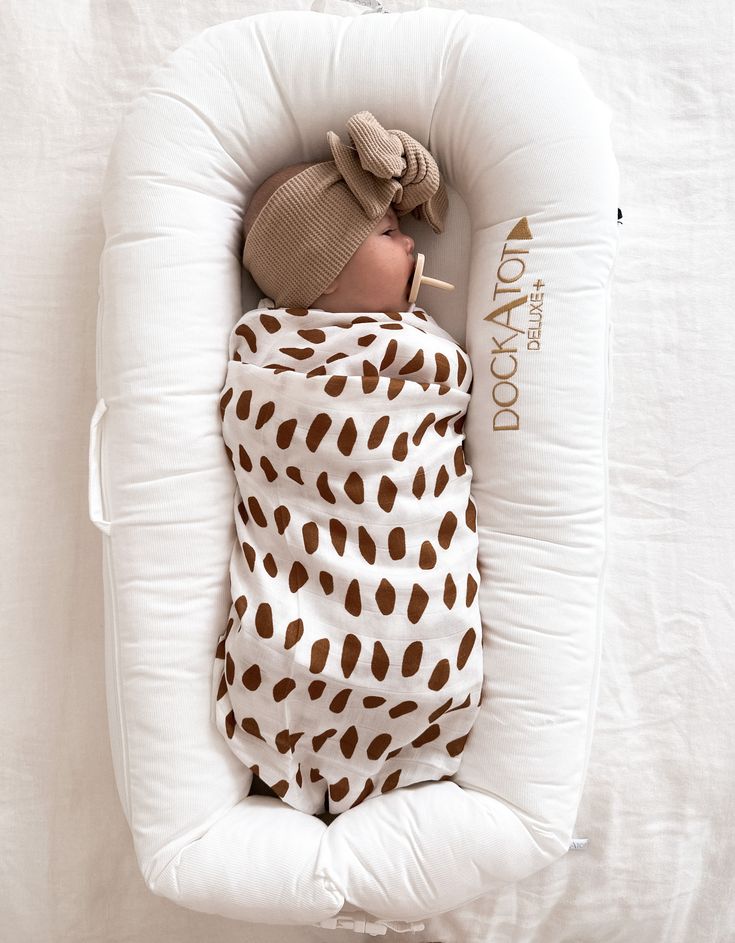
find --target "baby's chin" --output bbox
[313,285,412,313]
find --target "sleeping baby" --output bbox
[211,111,484,818]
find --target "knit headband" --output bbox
[242,111,449,308]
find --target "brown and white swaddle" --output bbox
[211,299,484,815]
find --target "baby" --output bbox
[211,112,484,818]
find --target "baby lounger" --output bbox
[88,7,619,933]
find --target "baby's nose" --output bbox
[404,233,415,253]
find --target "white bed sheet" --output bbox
[2,0,733,941]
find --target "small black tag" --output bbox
[617,207,623,224]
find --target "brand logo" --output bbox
[483,218,545,431]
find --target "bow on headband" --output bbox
[327,111,448,233]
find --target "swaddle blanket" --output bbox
[212,300,484,815]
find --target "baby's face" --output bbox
[311,206,415,313]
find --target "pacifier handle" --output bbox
[408,252,454,304]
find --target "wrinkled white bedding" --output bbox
[3,0,733,941]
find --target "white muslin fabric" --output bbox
[212,299,484,815]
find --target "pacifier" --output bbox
[407,252,455,304]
